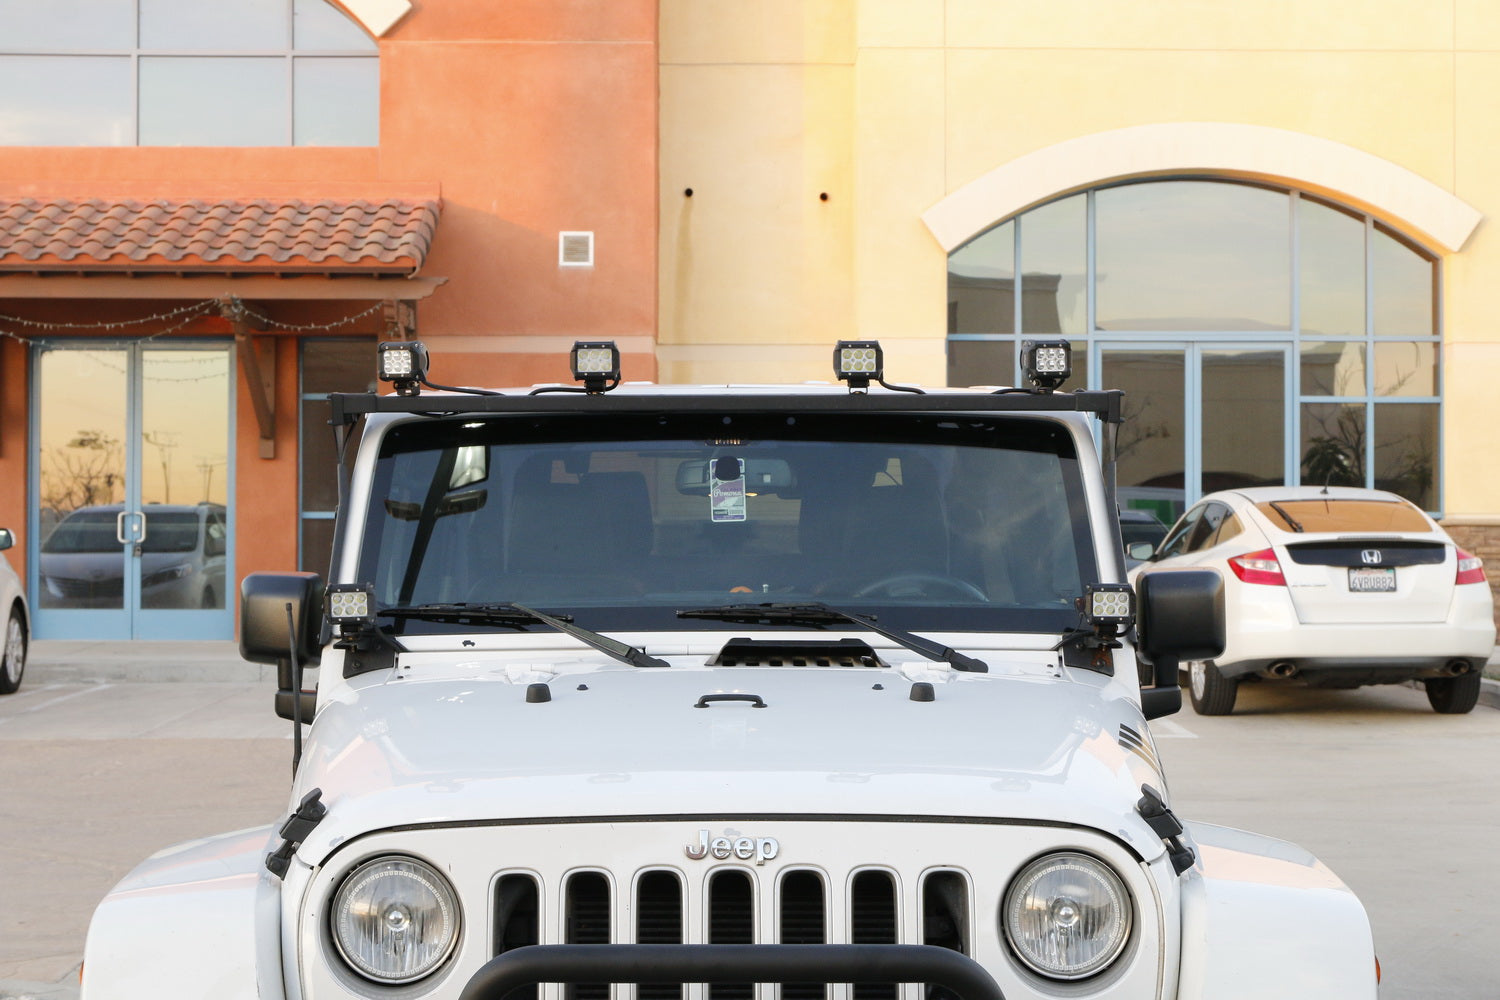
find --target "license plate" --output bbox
[1348,567,1396,592]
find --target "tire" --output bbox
[0,606,26,695]
[1424,672,1482,714]
[1186,659,1238,716]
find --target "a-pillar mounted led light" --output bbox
[834,341,883,392]
[325,583,376,636]
[571,341,621,394]
[377,341,429,397]
[1085,583,1136,629]
[1021,339,1072,393]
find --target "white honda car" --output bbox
[1130,486,1495,715]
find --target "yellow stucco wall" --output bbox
[659,1,1500,516]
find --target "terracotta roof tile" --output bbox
[0,197,441,274]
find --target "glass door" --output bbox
[32,343,233,640]
[1099,343,1290,525]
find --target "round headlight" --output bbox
[331,856,461,984]
[1002,852,1131,980]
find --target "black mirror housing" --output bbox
[240,572,324,669]
[1135,570,1225,720]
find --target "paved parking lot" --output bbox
[2,643,1497,999]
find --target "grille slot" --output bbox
[709,869,755,1000]
[565,872,611,1000]
[494,874,540,1000]
[637,870,685,1000]
[779,870,827,1000]
[850,871,897,1000]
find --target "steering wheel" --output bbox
[852,573,988,601]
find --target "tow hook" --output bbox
[1137,784,1195,875]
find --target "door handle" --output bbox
[116,510,145,545]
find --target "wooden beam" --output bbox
[223,299,277,460]
[0,273,446,301]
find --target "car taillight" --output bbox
[1228,547,1286,586]
[1455,548,1487,585]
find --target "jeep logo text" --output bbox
[685,829,780,865]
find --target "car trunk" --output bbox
[1278,537,1452,624]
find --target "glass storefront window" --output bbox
[948,221,1014,335]
[1298,197,1365,337]
[1095,181,1291,332]
[948,179,1443,510]
[1301,340,1366,397]
[1372,225,1436,336]
[1019,194,1086,336]
[0,56,133,145]
[0,0,375,146]
[1373,403,1437,510]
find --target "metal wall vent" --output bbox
[559,230,594,267]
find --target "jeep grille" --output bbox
[493,866,967,1000]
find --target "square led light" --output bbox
[1085,583,1135,625]
[834,340,884,389]
[377,341,429,396]
[570,341,621,391]
[1021,339,1072,391]
[325,583,375,627]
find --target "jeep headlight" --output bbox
[1002,852,1131,980]
[331,856,461,984]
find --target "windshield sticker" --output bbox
[711,457,747,522]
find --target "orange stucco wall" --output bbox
[0,0,660,626]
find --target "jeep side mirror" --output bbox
[1134,569,1225,720]
[240,572,323,723]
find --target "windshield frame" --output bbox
[346,408,1102,636]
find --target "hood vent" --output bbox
[709,637,887,668]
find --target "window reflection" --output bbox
[1372,225,1435,336]
[1301,402,1365,489]
[1202,350,1284,489]
[948,222,1014,334]
[1300,341,1366,397]
[1102,351,1185,499]
[1019,194,1086,335]
[1096,181,1291,331]
[946,339,1012,388]
[1373,403,1437,509]
[0,0,376,147]
[1298,197,1364,337]
[1374,341,1436,397]
[0,56,132,145]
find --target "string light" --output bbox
[0,296,393,344]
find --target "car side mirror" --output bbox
[1134,569,1225,720]
[1127,541,1156,562]
[0,528,13,551]
[240,572,323,722]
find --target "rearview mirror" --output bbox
[240,572,323,722]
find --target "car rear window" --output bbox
[1253,499,1429,533]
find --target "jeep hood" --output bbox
[290,660,1172,866]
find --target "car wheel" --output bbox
[1424,672,1482,714]
[1186,659,1237,716]
[0,605,26,695]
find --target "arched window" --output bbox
[0,0,377,146]
[947,179,1440,514]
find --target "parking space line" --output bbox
[0,683,113,726]
[1149,718,1197,739]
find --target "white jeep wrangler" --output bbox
[81,340,1378,999]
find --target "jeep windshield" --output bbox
[355,411,1095,633]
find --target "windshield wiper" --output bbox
[1267,500,1305,533]
[676,602,988,673]
[378,602,669,669]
